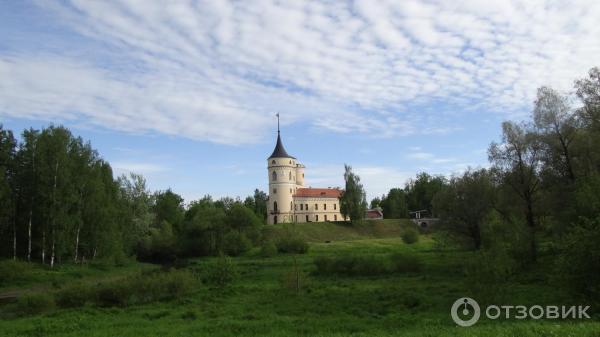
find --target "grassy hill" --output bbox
[263,219,415,242]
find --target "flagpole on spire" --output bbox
[276,112,280,134]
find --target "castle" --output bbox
[267,126,345,225]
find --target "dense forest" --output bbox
[0,126,269,265]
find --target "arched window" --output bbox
[274,216,278,224]
[289,160,292,164]
[273,188,277,194]
[289,188,292,194]
[274,201,278,212]
[271,160,276,165]
[272,171,277,181]
[289,172,292,180]
[290,201,293,210]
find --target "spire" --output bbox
[268,113,295,159]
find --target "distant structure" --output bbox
[409,209,438,229]
[267,114,345,224]
[365,207,384,220]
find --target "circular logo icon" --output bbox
[451,297,480,327]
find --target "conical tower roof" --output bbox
[268,131,295,159]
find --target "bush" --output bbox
[223,232,252,256]
[0,260,35,286]
[463,246,516,303]
[554,217,600,303]
[389,253,422,273]
[203,255,238,287]
[276,235,309,254]
[14,293,55,315]
[314,255,392,276]
[56,283,93,308]
[96,269,197,307]
[260,241,278,257]
[401,228,419,244]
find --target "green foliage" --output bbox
[463,246,517,304]
[339,164,367,223]
[314,253,422,276]
[389,253,422,273]
[202,255,238,287]
[400,227,419,244]
[259,241,278,257]
[404,172,446,216]
[55,283,93,308]
[276,234,309,254]
[222,232,252,256]
[14,293,55,316]
[433,169,495,250]
[380,188,408,218]
[280,265,309,293]
[137,221,177,263]
[554,217,600,302]
[0,260,34,286]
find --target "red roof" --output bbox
[366,209,383,218]
[294,188,342,198]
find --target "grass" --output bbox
[0,223,598,336]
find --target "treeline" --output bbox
[0,125,269,265]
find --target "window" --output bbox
[289,188,292,194]
[302,173,304,178]
[300,204,303,210]
[334,203,337,210]
[334,215,337,221]
[295,215,297,222]
[306,215,309,222]
[315,215,319,221]
[274,216,278,224]
[294,204,297,211]
[274,201,278,212]
[272,171,277,181]
[273,188,277,194]
[324,203,327,210]
[289,172,292,180]
[271,160,276,165]
[305,204,308,210]
[324,215,328,221]
[289,160,292,164]
[290,201,293,210]
[315,204,318,210]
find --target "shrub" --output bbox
[0,260,35,286]
[203,255,238,287]
[223,232,252,256]
[554,217,600,303]
[389,253,422,273]
[96,269,197,307]
[401,228,419,244]
[56,283,93,308]
[276,235,309,254]
[260,241,278,257]
[314,255,392,276]
[463,246,516,303]
[15,293,55,315]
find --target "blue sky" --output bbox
[1,1,599,203]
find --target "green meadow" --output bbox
[1,221,598,337]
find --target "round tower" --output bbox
[295,163,305,187]
[267,121,296,224]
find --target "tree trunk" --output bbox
[74,222,81,263]
[12,217,17,260]
[525,195,536,263]
[50,160,58,269]
[27,211,32,262]
[41,228,45,264]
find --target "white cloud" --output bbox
[1,0,599,144]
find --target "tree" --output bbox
[118,173,154,254]
[380,188,408,219]
[0,125,17,259]
[433,169,495,250]
[489,121,542,262]
[153,189,184,232]
[404,172,446,215]
[533,87,578,182]
[339,164,367,223]
[369,197,382,209]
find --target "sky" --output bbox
[1,0,599,203]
